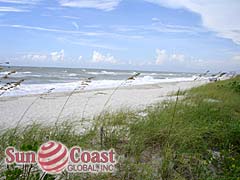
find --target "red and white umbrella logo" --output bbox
[38,141,69,174]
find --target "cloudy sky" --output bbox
[0,0,240,72]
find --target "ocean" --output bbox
[0,66,199,96]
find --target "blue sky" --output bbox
[0,0,240,72]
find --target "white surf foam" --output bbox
[0,76,200,97]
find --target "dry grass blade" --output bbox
[165,88,180,145]
[219,72,227,77]
[2,70,17,79]
[17,88,55,126]
[0,62,9,65]
[127,72,141,80]
[54,77,94,134]
[82,96,91,120]
[98,72,140,147]
[101,72,141,113]
[10,88,55,139]
[194,70,210,81]
[81,77,101,119]
[0,79,24,96]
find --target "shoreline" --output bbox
[0,80,208,130]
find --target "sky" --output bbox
[0,0,240,72]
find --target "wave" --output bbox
[68,73,78,77]
[0,71,31,76]
[87,72,99,75]
[21,71,32,74]
[101,71,116,75]
[0,76,200,97]
[0,71,9,75]
[87,71,117,75]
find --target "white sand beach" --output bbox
[0,80,208,130]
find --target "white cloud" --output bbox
[0,24,102,36]
[0,0,40,12]
[51,49,64,61]
[0,0,39,4]
[23,54,48,61]
[145,0,240,45]
[155,49,190,65]
[153,49,240,71]
[0,24,142,40]
[78,55,83,60]
[61,15,81,20]
[151,17,159,21]
[58,36,125,50]
[92,51,117,64]
[155,49,168,65]
[111,23,204,35]
[232,55,240,61]
[171,53,185,62]
[0,6,28,12]
[59,0,121,11]
[23,50,65,61]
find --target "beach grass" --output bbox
[0,76,240,179]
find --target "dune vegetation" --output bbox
[0,76,240,179]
